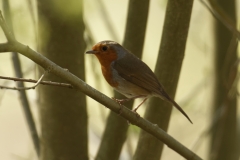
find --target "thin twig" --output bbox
[97,0,119,41]
[199,0,240,39]
[0,75,73,88]
[0,10,15,42]
[225,39,239,98]
[0,81,7,104]
[26,0,38,49]
[0,71,46,90]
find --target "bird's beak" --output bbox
[86,50,97,54]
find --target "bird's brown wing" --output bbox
[113,53,193,123]
[113,52,164,95]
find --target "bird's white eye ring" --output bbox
[102,46,108,51]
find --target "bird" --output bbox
[86,40,192,123]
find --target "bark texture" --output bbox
[209,0,238,159]
[96,0,149,159]
[37,1,88,160]
[134,0,193,159]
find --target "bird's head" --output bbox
[86,40,126,66]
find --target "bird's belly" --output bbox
[112,70,150,98]
[114,84,149,98]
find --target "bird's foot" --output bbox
[112,97,124,115]
[112,97,131,104]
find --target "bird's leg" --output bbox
[127,96,148,125]
[133,97,148,113]
[112,95,146,115]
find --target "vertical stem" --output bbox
[134,0,193,159]
[3,1,40,156]
[37,1,88,159]
[209,0,238,159]
[96,0,149,159]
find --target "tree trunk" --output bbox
[96,0,149,159]
[134,0,193,159]
[209,0,238,159]
[37,1,88,160]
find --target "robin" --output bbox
[86,40,192,123]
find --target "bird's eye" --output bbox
[102,46,108,51]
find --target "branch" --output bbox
[0,72,45,90]
[0,75,73,88]
[0,11,15,42]
[0,11,202,160]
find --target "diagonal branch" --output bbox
[0,11,202,160]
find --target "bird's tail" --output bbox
[158,93,193,124]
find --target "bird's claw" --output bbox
[112,97,124,115]
[112,97,132,104]
[112,97,119,102]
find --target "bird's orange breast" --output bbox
[95,52,118,87]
